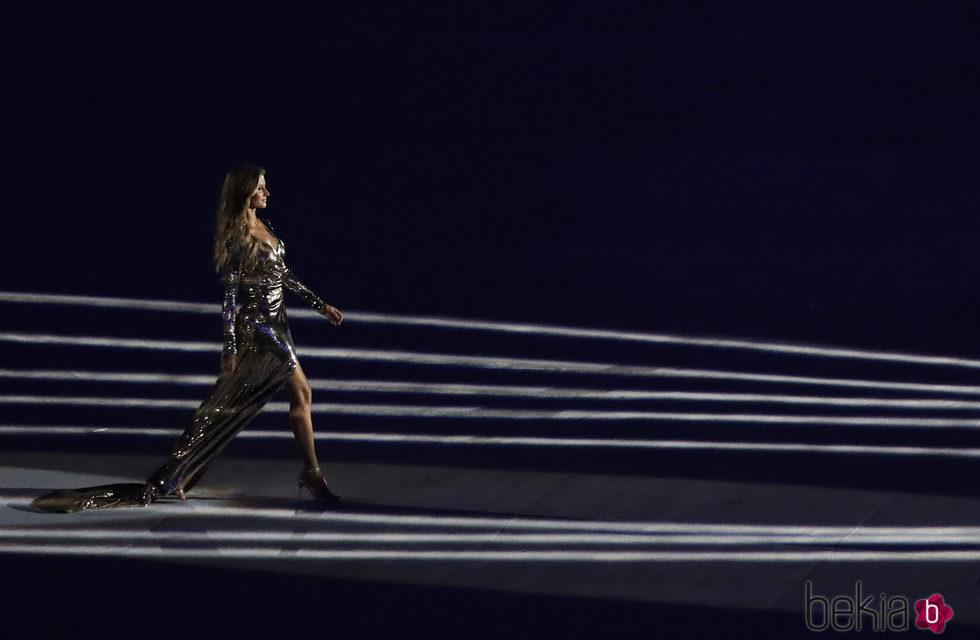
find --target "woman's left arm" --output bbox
[283,267,343,325]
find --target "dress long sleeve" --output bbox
[221,263,241,357]
[283,266,328,313]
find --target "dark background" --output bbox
[4,1,980,353]
[5,5,980,638]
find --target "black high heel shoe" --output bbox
[298,467,340,502]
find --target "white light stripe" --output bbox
[0,331,216,352]
[5,425,980,458]
[4,331,979,396]
[4,496,975,536]
[0,291,219,314]
[4,394,980,427]
[653,372,980,396]
[0,528,978,546]
[0,369,217,385]
[4,368,980,410]
[0,395,203,409]
[304,433,980,458]
[1,290,975,369]
[0,543,976,562]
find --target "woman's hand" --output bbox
[220,353,237,375]
[321,304,343,326]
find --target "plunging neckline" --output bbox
[250,222,280,252]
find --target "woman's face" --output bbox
[249,174,269,210]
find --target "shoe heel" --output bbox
[297,467,340,503]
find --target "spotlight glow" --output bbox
[3,394,980,427]
[4,368,980,409]
[0,526,979,546]
[5,425,980,458]
[2,290,977,368]
[0,542,976,562]
[2,332,979,395]
[7,495,978,536]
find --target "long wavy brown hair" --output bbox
[213,165,266,273]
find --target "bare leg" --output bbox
[285,360,320,472]
[286,361,339,501]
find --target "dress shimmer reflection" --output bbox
[33,223,331,513]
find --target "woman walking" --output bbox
[34,165,343,512]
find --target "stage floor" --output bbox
[3,446,979,638]
[3,294,980,637]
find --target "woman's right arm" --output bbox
[220,264,241,374]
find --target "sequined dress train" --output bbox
[33,225,330,512]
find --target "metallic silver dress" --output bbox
[33,223,330,512]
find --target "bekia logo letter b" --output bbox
[914,594,953,634]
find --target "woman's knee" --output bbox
[290,381,313,412]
